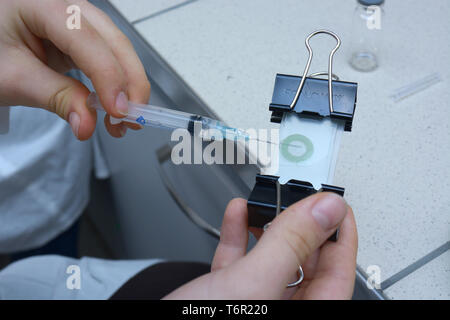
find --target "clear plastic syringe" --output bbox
[87,92,251,141]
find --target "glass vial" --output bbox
[349,0,385,72]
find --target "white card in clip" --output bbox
[276,113,344,189]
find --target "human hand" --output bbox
[0,0,150,140]
[164,193,358,300]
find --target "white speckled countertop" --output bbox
[110,0,450,299]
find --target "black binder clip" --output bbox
[247,30,358,242]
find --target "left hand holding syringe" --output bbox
[0,0,149,140]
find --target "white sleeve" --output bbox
[0,255,163,300]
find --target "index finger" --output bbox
[19,0,128,118]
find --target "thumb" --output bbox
[245,192,348,295]
[2,53,96,140]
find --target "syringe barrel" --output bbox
[87,92,192,130]
[87,93,250,140]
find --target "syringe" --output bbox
[87,92,252,141]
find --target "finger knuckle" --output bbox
[284,224,312,265]
[117,32,132,47]
[48,85,72,119]
[142,78,151,93]
[135,77,151,95]
[91,60,125,86]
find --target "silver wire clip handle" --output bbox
[263,181,305,288]
[289,30,341,113]
[268,30,357,131]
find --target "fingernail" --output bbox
[110,116,122,125]
[115,91,128,115]
[69,112,80,138]
[312,194,347,230]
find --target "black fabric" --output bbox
[10,217,81,262]
[110,261,211,300]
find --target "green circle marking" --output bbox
[281,134,314,162]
